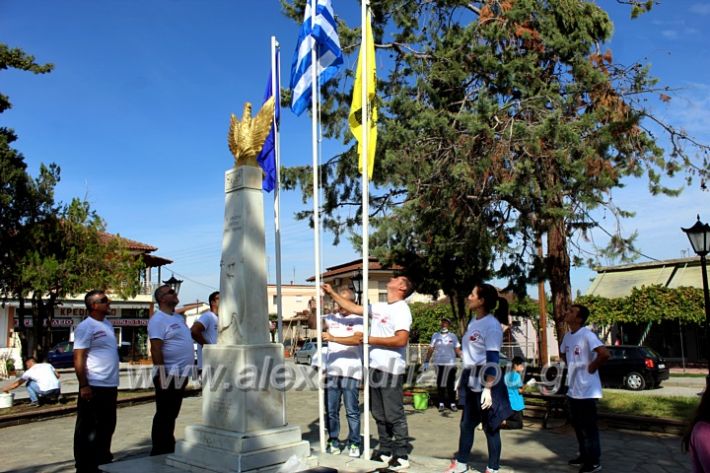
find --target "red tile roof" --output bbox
[307,257,403,282]
[99,232,158,252]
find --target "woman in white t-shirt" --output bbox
[445,283,511,473]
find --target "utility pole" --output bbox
[537,234,549,366]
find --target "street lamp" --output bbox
[162,275,184,295]
[349,270,363,304]
[681,215,710,387]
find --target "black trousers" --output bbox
[369,368,411,458]
[435,365,457,405]
[151,376,187,456]
[568,397,601,465]
[505,410,524,429]
[74,386,118,473]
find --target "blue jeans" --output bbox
[568,397,601,465]
[25,380,60,404]
[326,376,361,447]
[456,387,502,470]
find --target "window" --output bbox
[272,295,277,305]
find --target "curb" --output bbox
[0,388,200,429]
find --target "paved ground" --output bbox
[4,361,704,400]
[0,383,693,473]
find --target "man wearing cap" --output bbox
[424,317,461,412]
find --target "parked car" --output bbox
[599,345,669,390]
[294,341,328,365]
[47,341,74,368]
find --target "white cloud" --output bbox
[661,30,679,40]
[690,3,710,15]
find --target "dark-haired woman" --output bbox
[683,388,710,472]
[444,283,511,473]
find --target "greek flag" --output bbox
[289,0,343,116]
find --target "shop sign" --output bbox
[109,319,148,327]
[14,318,74,328]
[56,307,119,317]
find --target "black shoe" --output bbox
[371,450,392,463]
[388,456,410,471]
[579,464,602,473]
[568,457,584,467]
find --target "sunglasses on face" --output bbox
[94,297,109,304]
[159,289,176,298]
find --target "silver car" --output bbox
[294,341,328,365]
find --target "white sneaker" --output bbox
[326,440,341,455]
[348,444,361,458]
[485,468,499,473]
[443,459,469,473]
[388,456,410,471]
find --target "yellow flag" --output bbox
[349,15,377,179]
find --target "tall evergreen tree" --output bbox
[281,1,709,340]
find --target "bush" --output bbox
[410,302,454,343]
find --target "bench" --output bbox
[523,392,568,429]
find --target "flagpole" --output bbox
[272,36,284,345]
[310,0,327,455]
[361,0,371,458]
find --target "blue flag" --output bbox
[256,53,280,192]
[289,0,343,116]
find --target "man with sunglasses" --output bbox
[148,284,194,455]
[73,290,120,473]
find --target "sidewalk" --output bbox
[0,387,692,473]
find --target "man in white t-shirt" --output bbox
[319,289,364,457]
[2,357,60,406]
[191,291,219,373]
[323,275,415,472]
[73,289,120,473]
[148,284,194,456]
[424,317,461,413]
[560,304,610,473]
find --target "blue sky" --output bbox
[2,0,709,306]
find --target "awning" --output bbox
[586,266,674,298]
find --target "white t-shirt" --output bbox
[194,310,218,369]
[21,363,59,392]
[462,314,503,367]
[73,316,120,387]
[429,331,460,366]
[325,313,364,380]
[560,326,604,399]
[148,310,195,376]
[369,300,412,375]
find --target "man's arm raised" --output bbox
[321,284,363,315]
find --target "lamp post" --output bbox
[681,215,710,387]
[162,275,184,295]
[349,270,363,304]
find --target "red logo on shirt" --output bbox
[574,345,582,356]
[470,331,481,342]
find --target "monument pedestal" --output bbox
[166,345,310,472]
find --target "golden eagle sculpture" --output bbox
[227,97,275,167]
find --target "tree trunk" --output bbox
[547,218,572,348]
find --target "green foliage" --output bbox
[577,285,706,325]
[409,302,455,343]
[280,1,709,345]
[1,42,142,357]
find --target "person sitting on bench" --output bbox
[2,357,61,406]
